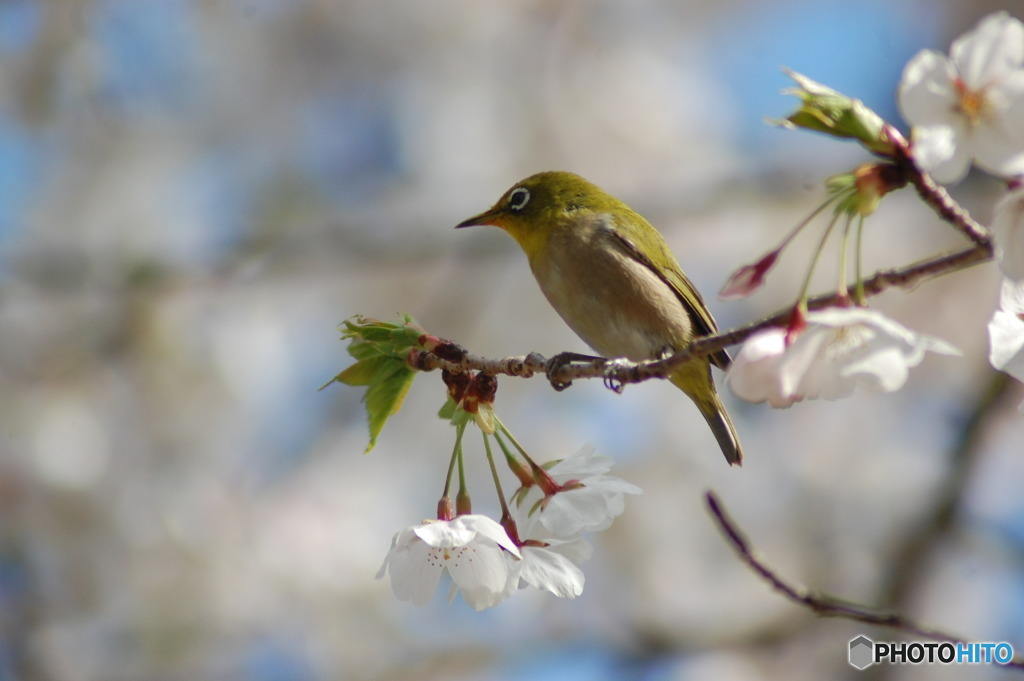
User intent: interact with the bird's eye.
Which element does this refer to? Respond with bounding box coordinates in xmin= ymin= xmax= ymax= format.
xmin=508 ymin=187 xmax=530 ymax=211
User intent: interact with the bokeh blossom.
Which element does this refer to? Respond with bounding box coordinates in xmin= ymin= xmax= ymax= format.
xmin=988 ymin=278 xmax=1024 ymax=405
xmin=993 ymin=184 xmax=1024 ymax=281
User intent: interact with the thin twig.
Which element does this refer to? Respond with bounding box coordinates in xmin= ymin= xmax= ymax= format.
xmin=704 ymin=490 xmax=1024 ymax=671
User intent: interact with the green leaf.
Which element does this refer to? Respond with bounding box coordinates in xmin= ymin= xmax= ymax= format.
xmin=328 ymin=313 xmax=425 ymax=452
xmin=362 ymin=357 xmax=416 ymax=452
xmin=341 ymin=314 xmax=423 ymax=356
xmin=334 ymin=356 xmax=395 ymax=387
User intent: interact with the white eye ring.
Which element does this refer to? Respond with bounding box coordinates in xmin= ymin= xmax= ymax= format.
xmin=508 ymin=187 xmax=530 ymax=211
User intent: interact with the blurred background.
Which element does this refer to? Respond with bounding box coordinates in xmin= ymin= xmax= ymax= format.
xmin=1 ymin=1 xmax=1022 ymax=679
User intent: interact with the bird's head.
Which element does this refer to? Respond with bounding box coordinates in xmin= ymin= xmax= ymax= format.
xmin=456 ymin=171 xmax=620 ymax=257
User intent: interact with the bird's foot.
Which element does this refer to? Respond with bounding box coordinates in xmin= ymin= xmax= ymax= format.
xmin=602 ymin=358 xmax=632 ymax=394
xmin=545 ymin=352 xmax=604 ymax=391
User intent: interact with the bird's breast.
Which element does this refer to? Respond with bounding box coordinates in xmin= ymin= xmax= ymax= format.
xmin=528 ymin=217 xmax=693 ymax=361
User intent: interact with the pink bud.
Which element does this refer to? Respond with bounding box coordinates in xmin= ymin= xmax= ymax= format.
xmin=719 ymin=250 xmax=779 ymax=300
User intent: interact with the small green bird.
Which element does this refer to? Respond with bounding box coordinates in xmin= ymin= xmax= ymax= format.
xmin=456 ymin=171 xmax=742 ymax=466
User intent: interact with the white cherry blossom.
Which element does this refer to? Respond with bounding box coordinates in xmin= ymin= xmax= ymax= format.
xmin=377 ymin=514 xmax=520 ymax=611
xmin=898 ymin=12 xmax=1024 ymax=183
xmin=521 ymin=445 xmax=642 ymax=538
xmin=728 ymin=308 xmax=959 ymax=406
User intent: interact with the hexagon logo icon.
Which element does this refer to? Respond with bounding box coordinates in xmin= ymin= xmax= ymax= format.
xmin=849 ymin=635 xmax=875 ymax=670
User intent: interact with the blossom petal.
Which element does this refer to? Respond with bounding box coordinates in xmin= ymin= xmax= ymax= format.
xmin=951 ymin=12 xmax=1024 ymax=88
xmin=545 ymin=445 xmax=613 ymax=477
xmin=414 ymin=515 xmax=519 ymax=557
xmin=778 ymin=325 xmax=835 ymax=397
xmin=725 ymin=328 xmax=799 ymax=407
xmin=972 ymin=80 xmax=1024 ymax=179
xmin=1000 ymin=275 xmax=1024 ymax=313
xmin=515 ymin=543 xmax=587 ymax=598
xmin=414 ymin=519 xmax=474 ymax=548
xmin=988 ymin=309 xmax=1024 ymax=375
xmin=841 ymin=344 xmax=912 ymax=393
xmin=899 ymin=50 xmax=958 ymax=126
xmin=458 ymin=515 xmax=521 ymax=556
xmin=444 ymin=542 xmax=512 ymax=610
xmin=383 ymin=538 xmax=445 ymax=606
xmin=911 ymin=124 xmax=972 ymax=184
xmin=541 ymin=487 xmax=617 ymax=536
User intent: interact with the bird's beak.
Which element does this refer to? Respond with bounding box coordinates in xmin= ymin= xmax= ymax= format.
xmin=455 ymin=208 xmax=503 ymax=229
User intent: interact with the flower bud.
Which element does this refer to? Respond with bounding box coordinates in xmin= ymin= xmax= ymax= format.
xmin=442 ymin=369 xmax=471 ymax=404
xmin=779 ymin=69 xmax=896 ymax=157
xmin=719 ymin=250 xmax=779 ymax=299
xmin=827 ymin=162 xmax=909 ymax=217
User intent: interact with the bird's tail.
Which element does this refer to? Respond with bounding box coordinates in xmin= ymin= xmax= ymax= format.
xmin=670 ymin=365 xmax=743 ymax=466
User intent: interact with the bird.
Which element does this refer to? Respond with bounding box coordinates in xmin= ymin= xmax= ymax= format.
xmin=455 ymin=170 xmax=742 ymax=466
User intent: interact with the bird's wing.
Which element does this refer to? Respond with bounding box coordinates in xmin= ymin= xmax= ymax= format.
xmin=604 ymin=220 xmax=732 ymax=371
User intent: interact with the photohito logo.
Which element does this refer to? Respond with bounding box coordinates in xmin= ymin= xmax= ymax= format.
xmin=848 ymin=635 xmax=1015 ymax=670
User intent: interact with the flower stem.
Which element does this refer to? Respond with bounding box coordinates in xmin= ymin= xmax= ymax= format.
xmin=797 ymin=209 xmax=843 ymax=305
xmin=493 ymin=428 xmax=534 ymax=488
xmin=443 ymin=421 xmax=466 ymax=499
xmin=456 ymin=428 xmax=471 ymax=514
xmin=835 ymin=214 xmax=856 ymax=305
xmin=495 ymin=417 xmax=536 ymax=465
xmin=482 ymin=433 xmax=513 ymax=522
xmin=495 ymin=417 xmax=560 ymax=494
xmin=778 ymin=193 xmax=839 ymax=252
xmin=854 ymin=215 xmax=867 ymax=305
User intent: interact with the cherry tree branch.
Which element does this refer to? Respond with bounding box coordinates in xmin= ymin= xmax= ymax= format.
xmin=409 ymin=240 xmax=992 ymax=390
xmin=704 ymin=491 xmax=1024 ymax=672
xmin=889 ymin=130 xmax=991 ymax=245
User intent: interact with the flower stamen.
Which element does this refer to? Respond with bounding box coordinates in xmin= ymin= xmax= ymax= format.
xmin=954 ymin=77 xmax=991 ymax=127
